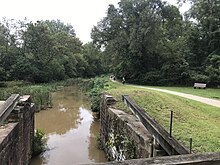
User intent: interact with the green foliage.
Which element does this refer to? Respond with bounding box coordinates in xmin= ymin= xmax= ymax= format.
xmin=92 ymin=0 xmax=188 ymax=85
xmin=91 ymin=0 xmax=220 ymax=87
xmin=82 ymin=43 xmax=104 ymax=77
xmin=0 ymin=18 xmax=104 ymax=83
xmin=87 ymin=78 xmax=108 ymax=113
xmin=0 ymin=83 xmax=57 ymax=111
xmin=48 ymin=59 xmax=66 ymax=81
xmin=123 ymin=137 xmax=136 ymax=159
xmin=44 ymin=19 xmax=75 ymax=36
xmin=0 ymin=81 xmax=7 ymax=87
xmin=1 ymin=0 xmax=220 ymax=87
xmin=32 ymin=129 xmax=46 ymax=156
xmin=29 ymin=86 xmax=53 ymax=111
xmin=205 ymin=54 xmax=220 ymax=86
xmin=189 ymin=72 xmax=209 ymax=84
xmin=78 ymin=77 xmax=109 ymax=114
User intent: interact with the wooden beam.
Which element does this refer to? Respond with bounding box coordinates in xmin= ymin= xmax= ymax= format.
xmin=0 ymin=94 xmax=20 ymax=125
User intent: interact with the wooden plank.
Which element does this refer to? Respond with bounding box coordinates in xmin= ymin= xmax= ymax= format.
xmin=0 ymin=101 xmax=5 ymax=106
xmin=122 ymin=95 xmax=189 ymax=155
xmin=0 ymin=94 xmax=20 ymax=125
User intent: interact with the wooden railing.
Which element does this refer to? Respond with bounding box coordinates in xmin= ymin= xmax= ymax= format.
xmin=122 ymin=95 xmax=189 ymax=155
xmin=0 ymin=94 xmax=20 ymax=125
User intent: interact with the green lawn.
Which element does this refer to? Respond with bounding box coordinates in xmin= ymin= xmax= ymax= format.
xmin=106 ymin=81 xmax=220 ymax=153
xmin=146 ymin=86 xmax=220 ymax=100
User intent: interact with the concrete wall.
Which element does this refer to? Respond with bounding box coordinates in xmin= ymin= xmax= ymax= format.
xmin=100 ymin=94 xmax=153 ymax=161
xmin=0 ymin=96 xmax=35 ymax=165
xmin=86 ymin=152 xmax=220 ymax=165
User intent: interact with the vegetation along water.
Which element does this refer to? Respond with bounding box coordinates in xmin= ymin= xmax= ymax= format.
xmin=0 ymin=0 xmax=220 ymax=164
xmin=30 ymin=85 xmax=107 ymax=165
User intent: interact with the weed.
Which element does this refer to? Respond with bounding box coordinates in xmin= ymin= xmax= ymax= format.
xmin=32 ymin=129 xmax=46 ymax=156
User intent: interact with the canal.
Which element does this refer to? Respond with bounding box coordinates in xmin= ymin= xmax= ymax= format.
xmin=30 ymin=86 xmax=107 ymax=165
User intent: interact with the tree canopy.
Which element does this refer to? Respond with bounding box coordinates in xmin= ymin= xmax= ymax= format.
xmin=91 ymin=0 xmax=220 ymax=86
xmin=0 ymin=19 xmax=104 ymax=83
xmin=0 ymin=0 xmax=219 ymax=87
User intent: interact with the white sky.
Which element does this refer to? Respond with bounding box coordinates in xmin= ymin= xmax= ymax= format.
xmin=0 ymin=0 xmax=190 ymax=44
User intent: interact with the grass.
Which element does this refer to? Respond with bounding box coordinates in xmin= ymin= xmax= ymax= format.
xmin=106 ymin=81 xmax=220 ymax=153
xmin=145 ymin=86 xmax=220 ymax=100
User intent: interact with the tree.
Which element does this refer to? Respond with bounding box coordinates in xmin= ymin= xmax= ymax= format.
xmin=179 ymin=0 xmax=220 ymax=86
xmin=82 ymin=42 xmax=104 ymax=77
xmin=92 ymin=0 xmax=188 ymax=84
xmin=44 ymin=19 xmax=76 ymax=36
xmin=92 ymin=0 xmax=163 ymax=81
xmin=0 ymin=18 xmax=105 ymax=82
xmin=205 ymin=54 xmax=220 ymax=86
xmin=21 ymin=20 xmax=84 ymax=82
xmin=0 ymin=19 xmax=22 ymax=80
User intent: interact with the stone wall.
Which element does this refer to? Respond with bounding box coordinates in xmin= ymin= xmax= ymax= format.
xmin=85 ymin=152 xmax=220 ymax=165
xmin=0 ymin=96 xmax=35 ymax=165
xmin=100 ymin=94 xmax=153 ymax=161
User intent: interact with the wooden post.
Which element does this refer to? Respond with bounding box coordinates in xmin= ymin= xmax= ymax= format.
xmin=169 ymin=111 xmax=173 ymax=137
xmin=189 ymin=138 xmax=193 ymax=154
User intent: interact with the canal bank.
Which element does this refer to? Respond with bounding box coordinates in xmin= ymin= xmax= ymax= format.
xmin=96 ymin=93 xmax=220 ymax=165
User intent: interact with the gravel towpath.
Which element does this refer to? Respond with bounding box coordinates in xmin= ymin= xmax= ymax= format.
xmin=131 ymin=85 xmax=220 ymax=108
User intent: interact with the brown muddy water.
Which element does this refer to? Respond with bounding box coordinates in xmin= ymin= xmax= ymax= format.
xmin=30 ymin=86 xmax=107 ymax=165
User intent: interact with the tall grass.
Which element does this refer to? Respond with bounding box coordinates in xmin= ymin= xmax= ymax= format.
xmin=0 ymin=81 xmax=63 ymax=111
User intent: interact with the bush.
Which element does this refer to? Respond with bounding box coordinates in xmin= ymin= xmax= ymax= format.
xmin=32 ymin=129 xmax=46 ymax=156
xmin=0 ymin=81 xmax=7 ymax=87
xmin=189 ymin=72 xmax=209 ymax=84
xmin=132 ymin=71 xmax=161 ymax=85
xmin=78 ymin=77 xmax=108 ymax=115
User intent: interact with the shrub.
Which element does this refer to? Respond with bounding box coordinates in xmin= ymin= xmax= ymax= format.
xmin=77 ymin=77 xmax=108 ymax=115
xmin=0 ymin=81 xmax=7 ymax=87
xmin=32 ymin=129 xmax=46 ymax=156
xmin=88 ymin=78 xmax=107 ymax=113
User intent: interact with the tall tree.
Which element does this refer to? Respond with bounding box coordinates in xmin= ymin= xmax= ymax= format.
xmin=92 ymin=0 xmax=187 ymax=84
xmin=21 ymin=20 xmax=82 ymax=82
xmin=0 ymin=19 xmax=22 ymax=80
xmin=180 ymin=0 xmax=220 ymax=85
xmin=44 ymin=19 xmax=76 ymax=36
xmin=82 ymin=42 xmax=104 ymax=77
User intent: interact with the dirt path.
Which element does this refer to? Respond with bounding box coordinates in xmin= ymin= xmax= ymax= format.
xmin=131 ymin=85 xmax=220 ymax=108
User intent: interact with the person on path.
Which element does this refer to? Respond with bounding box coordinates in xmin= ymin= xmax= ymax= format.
xmin=122 ymin=77 xmax=125 ymax=84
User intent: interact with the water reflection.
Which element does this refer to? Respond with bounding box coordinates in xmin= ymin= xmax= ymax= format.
xmin=88 ymin=120 xmax=106 ymax=162
xmin=31 ymin=86 xmax=107 ymax=165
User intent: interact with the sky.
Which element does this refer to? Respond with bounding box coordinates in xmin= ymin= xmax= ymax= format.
xmin=0 ymin=0 xmax=190 ymax=44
